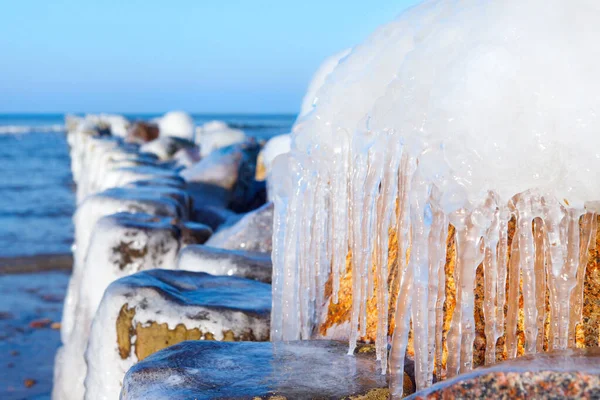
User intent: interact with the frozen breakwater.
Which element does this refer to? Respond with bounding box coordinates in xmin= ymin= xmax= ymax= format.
xmin=52 ymin=0 xmax=600 ymax=397
xmin=52 ymin=112 xmax=283 ymax=400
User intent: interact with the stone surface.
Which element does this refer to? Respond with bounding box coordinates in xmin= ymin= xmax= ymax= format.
xmin=206 ymin=201 xmax=273 ymax=253
xmin=178 ymin=244 xmax=272 ymax=283
xmin=126 ymin=121 xmax=160 ymax=143
xmin=85 ymin=269 xmax=271 ymax=400
xmin=121 ymin=340 xmax=396 ymax=400
xmin=408 ymin=348 xmax=600 ymax=399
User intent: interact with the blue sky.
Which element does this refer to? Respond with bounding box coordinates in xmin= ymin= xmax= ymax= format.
xmin=0 ymin=0 xmax=419 ymax=114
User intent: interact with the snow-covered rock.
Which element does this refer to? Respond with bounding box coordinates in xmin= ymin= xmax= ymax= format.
xmin=195 ymin=120 xmax=247 ymax=157
xmin=85 ymin=270 xmax=271 ymax=400
xmin=53 ymin=213 xmax=182 ymax=400
xmin=205 ymin=202 xmax=273 ymax=254
xmin=157 ymin=111 xmax=195 ymax=141
xmin=62 ymin=186 xmax=187 ymax=343
xmin=140 ymin=136 xmax=198 ymax=161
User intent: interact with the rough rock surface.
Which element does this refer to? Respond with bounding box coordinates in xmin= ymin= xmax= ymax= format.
xmin=85 ymin=269 xmax=271 ymax=400
xmin=409 ymin=348 xmax=600 ymax=399
xmin=206 ymin=202 xmax=273 ymax=253
xmin=121 ymin=340 xmax=398 ymax=400
xmin=178 ymin=244 xmax=272 ymax=283
xmin=126 ymin=121 xmax=160 ymax=143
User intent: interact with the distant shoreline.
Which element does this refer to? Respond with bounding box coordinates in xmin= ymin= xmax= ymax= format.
xmin=0 ymin=253 xmax=72 ymax=274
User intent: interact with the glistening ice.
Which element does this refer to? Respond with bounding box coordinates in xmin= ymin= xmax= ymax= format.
xmin=270 ymin=0 xmax=600 ymax=398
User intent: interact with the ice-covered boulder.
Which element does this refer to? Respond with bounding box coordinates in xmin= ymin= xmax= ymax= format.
xmin=178 ymin=245 xmax=272 ymax=283
xmin=53 ymin=213 xmax=182 ymax=400
xmin=195 ymin=120 xmax=247 ymax=157
xmin=205 ymin=202 xmax=273 ymax=253
xmin=157 ymin=111 xmax=195 ymax=141
xmin=180 ymin=141 xmax=256 ymax=190
xmin=62 ymin=186 xmax=187 ymax=342
xmin=120 ymin=340 xmax=390 ymax=400
xmin=85 ymin=270 xmax=271 ymax=400
xmin=181 ymin=141 xmax=262 ymax=214
xmin=140 ymin=136 xmax=198 ymax=161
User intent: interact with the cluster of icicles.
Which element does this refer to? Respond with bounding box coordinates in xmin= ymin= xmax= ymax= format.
xmin=270 ymin=139 xmax=598 ymax=398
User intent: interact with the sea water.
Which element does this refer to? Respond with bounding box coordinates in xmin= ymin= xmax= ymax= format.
xmin=0 ymin=113 xmax=294 ymax=260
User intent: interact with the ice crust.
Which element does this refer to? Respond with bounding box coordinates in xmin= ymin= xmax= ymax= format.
xmin=85 ymin=270 xmax=271 ymax=400
xmin=271 ymin=0 xmax=600 ymax=398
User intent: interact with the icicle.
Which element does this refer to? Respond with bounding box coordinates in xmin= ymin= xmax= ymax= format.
xmin=483 ymin=207 xmax=500 ymax=365
xmin=388 ymin=250 xmax=414 ymax=399
xmin=434 ymin=216 xmax=448 ymax=382
xmin=568 ymin=212 xmax=596 ymax=347
xmin=330 ymin=136 xmax=350 ymax=304
xmin=516 ymin=192 xmax=539 ymax=354
xmin=494 ymin=208 xmax=510 ymax=357
xmin=408 ymin=170 xmax=433 ymax=391
xmin=543 ymin=197 xmax=574 ymax=350
xmin=426 ymin=188 xmax=447 ymax=386
xmin=533 ymin=217 xmax=547 ymax=353
xmin=374 ymin=133 xmax=401 ymax=373
xmin=505 ymin=205 xmax=520 ymax=359
xmin=447 ymin=194 xmax=495 ymax=376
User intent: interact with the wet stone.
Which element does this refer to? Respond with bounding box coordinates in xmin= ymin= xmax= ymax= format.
xmin=178 ymin=244 xmax=272 ymax=283
xmin=120 ymin=340 xmax=390 ymax=400
xmin=408 ymin=348 xmax=600 ymax=400
xmin=85 ymin=270 xmax=271 ymax=400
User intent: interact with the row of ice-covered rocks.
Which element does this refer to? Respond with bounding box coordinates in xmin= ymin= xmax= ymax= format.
xmin=51 ymin=111 xmax=600 ymax=400
xmin=53 ymin=112 xmax=286 ymax=400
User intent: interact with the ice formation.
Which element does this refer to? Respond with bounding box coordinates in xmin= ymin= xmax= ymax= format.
xmin=157 ymin=111 xmax=195 ymax=141
xmin=85 ymin=270 xmax=271 ymax=400
xmin=298 ymin=48 xmax=351 ymax=117
xmin=195 ymin=120 xmax=247 ymax=157
xmin=270 ymin=0 xmax=600 ymax=398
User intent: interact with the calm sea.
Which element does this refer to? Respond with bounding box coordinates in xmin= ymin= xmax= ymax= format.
xmin=0 ymin=113 xmax=295 ymax=258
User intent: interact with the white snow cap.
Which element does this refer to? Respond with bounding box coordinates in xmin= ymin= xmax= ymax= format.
xmin=195 ymin=120 xmax=246 ymax=157
xmin=158 ymin=111 xmax=195 ymax=141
